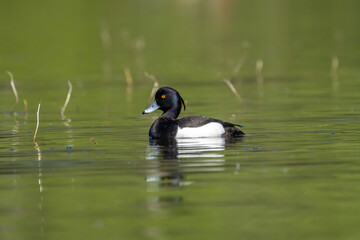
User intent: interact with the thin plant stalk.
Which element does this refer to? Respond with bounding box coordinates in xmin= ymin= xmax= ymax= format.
xmin=144 ymin=72 xmax=157 ymax=82
xmin=232 ymin=41 xmax=250 ymax=77
xmin=331 ymin=56 xmax=339 ymax=75
xmin=331 ymin=56 xmax=339 ymax=91
xmin=100 ymin=22 xmax=111 ymax=51
xmin=7 ymin=71 xmax=19 ymax=112
xmin=256 ymin=59 xmax=264 ymax=84
xmin=60 ymin=80 xmax=73 ymax=117
xmin=224 ymin=79 xmax=243 ymax=103
xmin=144 ymin=72 xmax=159 ymax=104
xmin=24 ymin=99 xmax=28 ymax=121
xmin=148 ymin=81 xmax=159 ymax=104
xmin=256 ymin=59 xmax=263 ymax=76
xmin=101 ymin=22 xmax=112 ymax=80
xmin=124 ymin=69 xmax=134 ymax=102
xmin=24 ymin=99 xmax=28 ymax=113
xmin=34 ymin=103 xmax=41 ymax=143
xmin=124 ymin=68 xmax=133 ymax=87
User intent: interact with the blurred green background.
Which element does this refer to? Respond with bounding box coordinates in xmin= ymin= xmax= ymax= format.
xmin=1 ymin=1 xmax=360 ymax=240
xmin=1 ymin=0 xmax=359 ymax=82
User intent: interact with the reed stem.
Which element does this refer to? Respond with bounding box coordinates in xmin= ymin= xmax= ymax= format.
xmin=124 ymin=68 xmax=133 ymax=87
xmin=7 ymin=71 xmax=19 ymax=112
xmin=60 ymin=80 xmax=72 ymax=117
xmin=331 ymin=56 xmax=339 ymax=75
xmin=34 ymin=103 xmax=41 ymax=142
xmin=256 ymin=59 xmax=264 ymax=84
xmin=224 ymin=79 xmax=243 ymax=103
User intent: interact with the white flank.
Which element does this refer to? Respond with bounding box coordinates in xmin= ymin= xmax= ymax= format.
xmin=176 ymin=122 xmax=225 ymax=138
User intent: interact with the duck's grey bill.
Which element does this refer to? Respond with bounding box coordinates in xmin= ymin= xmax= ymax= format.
xmin=142 ymin=100 xmax=160 ymax=114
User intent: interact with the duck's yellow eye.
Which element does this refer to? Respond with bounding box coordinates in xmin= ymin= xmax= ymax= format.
xmin=161 ymin=95 xmax=166 ymax=99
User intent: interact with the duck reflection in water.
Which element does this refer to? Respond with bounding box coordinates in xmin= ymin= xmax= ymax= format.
xmin=146 ymin=137 xmax=243 ymax=189
xmin=145 ymin=137 xmax=244 ymax=210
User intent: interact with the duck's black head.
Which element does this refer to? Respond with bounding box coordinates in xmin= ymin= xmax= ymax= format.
xmin=142 ymin=87 xmax=186 ymax=119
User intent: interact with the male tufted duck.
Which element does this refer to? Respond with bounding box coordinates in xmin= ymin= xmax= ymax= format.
xmin=142 ymin=87 xmax=245 ymax=139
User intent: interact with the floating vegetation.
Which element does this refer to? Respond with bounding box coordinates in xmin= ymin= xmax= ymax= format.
xmin=223 ymin=79 xmax=243 ymax=103
xmin=33 ymin=103 xmax=41 ymax=143
xmin=60 ymin=80 xmax=73 ymax=118
xmin=7 ymin=71 xmax=19 ymax=113
xmin=89 ymin=137 xmax=97 ymax=145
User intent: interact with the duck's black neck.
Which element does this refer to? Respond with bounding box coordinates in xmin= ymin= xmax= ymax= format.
xmin=161 ymin=105 xmax=181 ymax=120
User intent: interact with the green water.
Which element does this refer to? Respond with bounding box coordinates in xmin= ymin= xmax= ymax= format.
xmin=1 ymin=1 xmax=360 ymax=239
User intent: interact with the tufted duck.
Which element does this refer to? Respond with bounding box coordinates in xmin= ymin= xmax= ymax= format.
xmin=142 ymin=87 xmax=245 ymax=139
